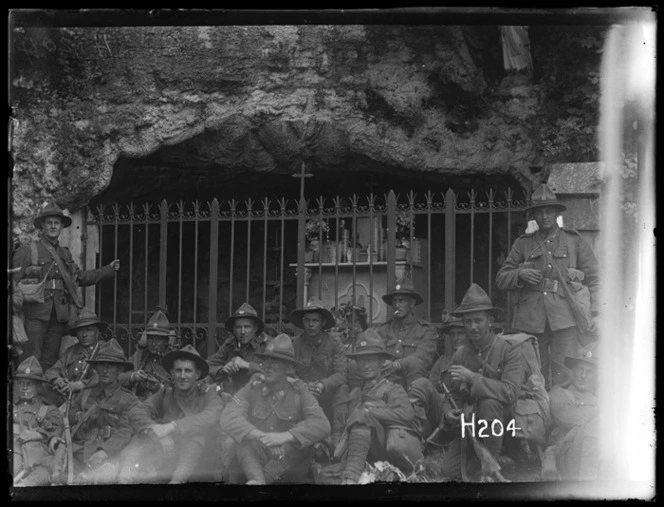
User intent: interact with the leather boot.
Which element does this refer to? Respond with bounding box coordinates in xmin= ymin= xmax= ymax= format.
xmin=340 ymin=426 xmax=371 ymax=485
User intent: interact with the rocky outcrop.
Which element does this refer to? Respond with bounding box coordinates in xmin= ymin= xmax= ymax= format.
xmin=9 ymin=23 xmax=598 ymax=244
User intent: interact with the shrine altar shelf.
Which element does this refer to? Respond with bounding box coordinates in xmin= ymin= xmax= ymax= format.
xmin=289 ymin=258 xmax=429 ymax=325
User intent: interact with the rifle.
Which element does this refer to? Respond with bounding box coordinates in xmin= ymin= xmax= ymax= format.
xmin=440 ymin=382 xmax=508 ymax=483
xmin=62 ymin=340 xmax=102 ymax=485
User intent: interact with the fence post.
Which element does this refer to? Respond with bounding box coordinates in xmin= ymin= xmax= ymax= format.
xmin=444 ymin=189 xmax=456 ymax=311
xmin=208 ymin=199 xmax=220 ymax=358
xmin=159 ymin=200 xmax=168 ymax=309
xmin=386 ymin=190 xmax=396 ymax=294
xmin=296 ymin=197 xmax=306 ymax=308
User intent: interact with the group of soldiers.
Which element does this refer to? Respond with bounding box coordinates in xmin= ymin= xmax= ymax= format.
xmin=10 ymin=184 xmax=600 ymax=486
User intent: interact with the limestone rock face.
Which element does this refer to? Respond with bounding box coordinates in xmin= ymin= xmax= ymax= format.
xmin=9 ymin=24 xmax=574 ymax=244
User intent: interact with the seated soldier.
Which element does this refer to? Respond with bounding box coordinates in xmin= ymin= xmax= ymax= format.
xmin=541 ymin=343 xmax=599 ymax=481
xmin=12 ymin=356 xmax=66 ymax=487
xmin=68 ymin=339 xmax=141 ymax=485
xmin=119 ymin=344 xmax=223 ymax=484
xmin=291 ymin=296 xmax=350 ymax=446
xmin=335 ymin=329 xmax=421 ymax=485
xmin=429 ymin=312 xmax=468 ymax=391
xmin=44 ymin=308 xmax=107 ymax=406
xmin=206 ymin=302 xmax=268 ymax=395
xmin=437 ymin=283 xmax=525 ymax=482
xmin=119 ymin=309 xmax=173 ymax=400
xmin=376 ymin=278 xmax=444 ymax=445
xmin=220 ymin=333 xmax=331 ymax=485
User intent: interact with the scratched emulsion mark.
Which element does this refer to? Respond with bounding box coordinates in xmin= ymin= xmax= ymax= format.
xmin=596 ymin=20 xmax=655 ymax=500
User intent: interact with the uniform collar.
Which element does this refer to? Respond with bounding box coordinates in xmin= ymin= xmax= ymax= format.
xmin=261 ymin=379 xmax=289 ymax=398
xmin=97 ymin=382 xmax=122 ymax=399
xmin=16 ymin=397 xmax=38 ymax=406
xmin=536 ymin=226 xmax=559 ymax=243
xmin=303 ymin=330 xmax=328 ymax=347
xmin=41 ymin=236 xmax=60 ymax=249
xmin=393 ymin=313 xmax=415 ymax=330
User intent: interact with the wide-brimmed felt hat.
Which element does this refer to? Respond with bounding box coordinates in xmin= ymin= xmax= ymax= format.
xmin=86 ymin=339 xmax=134 ymax=371
xmin=225 ymin=302 xmax=265 ymax=335
xmin=440 ymin=309 xmax=465 ymax=332
xmin=145 ymin=309 xmax=171 ymax=337
xmin=255 ymin=334 xmax=301 ymax=366
xmin=525 ymin=184 xmax=567 ymax=213
xmin=382 ymin=277 xmax=423 ymax=306
xmin=290 ymin=296 xmax=336 ymax=330
xmin=14 ymin=356 xmax=47 ymax=382
xmin=346 ymin=329 xmax=395 ymax=360
xmin=33 ymin=203 xmax=72 ymax=229
xmin=451 ymin=283 xmax=503 ymax=317
xmin=66 ymin=307 xmax=109 ymax=335
xmin=162 ymin=344 xmax=209 ymax=379
xmin=564 ymin=342 xmax=598 ymax=369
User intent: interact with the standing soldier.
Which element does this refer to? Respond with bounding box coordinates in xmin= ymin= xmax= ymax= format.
xmin=119 ymin=345 xmax=223 ymax=484
xmin=11 ymin=203 xmax=120 ymax=370
xmin=496 ymin=184 xmax=600 ymax=388
xmin=44 ymin=308 xmax=107 ymax=406
xmin=12 ymin=356 xmax=65 ymax=487
xmin=375 ymin=278 xmax=443 ymax=445
xmin=335 ymin=329 xmax=420 ymax=485
xmin=220 ymin=334 xmax=331 ymax=485
xmin=119 ymin=308 xmax=173 ymax=400
xmin=207 ymin=302 xmax=268 ymax=395
xmin=68 ymin=339 xmax=140 ymax=484
xmin=291 ymin=296 xmax=350 ymax=446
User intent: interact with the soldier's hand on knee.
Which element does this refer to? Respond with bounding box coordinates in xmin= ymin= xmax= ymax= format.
xmin=449 ymin=365 xmax=476 ymax=384
xmin=268 ymin=446 xmax=284 ymax=461
xmin=88 ymin=449 xmax=109 ymax=469
xmin=49 ymin=436 xmax=65 ymax=453
xmin=259 ymin=431 xmax=295 ymax=448
xmin=518 ymin=268 xmax=543 ymax=285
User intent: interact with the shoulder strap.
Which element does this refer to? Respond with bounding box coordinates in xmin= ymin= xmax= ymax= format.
xmin=30 ymin=242 xmax=38 ymax=266
xmin=41 ymin=241 xmax=83 ymax=308
xmin=565 ymin=231 xmax=577 ymax=269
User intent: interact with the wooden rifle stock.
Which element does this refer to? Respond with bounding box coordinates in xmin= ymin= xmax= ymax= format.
xmin=62 ymin=340 xmax=102 ymax=484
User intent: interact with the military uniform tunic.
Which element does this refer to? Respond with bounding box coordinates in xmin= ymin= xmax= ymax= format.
xmin=12 ymin=238 xmax=115 ymax=323
xmin=69 ymin=383 xmax=140 ymax=466
xmin=376 ymin=315 xmax=438 ymax=385
xmin=207 ymin=333 xmax=268 ymax=394
xmin=495 ymin=228 xmax=600 ymax=334
xmin=13 ymin=398 xmax=64 ymax=482
xmin=45 ymin=343 xmax=100 ymax=396
xmin=292 ymin=331 xmax=347 ymax=393
xmin=221 ymin=373 xmax=330 ymax=446
xmin=545 ymin=385 xmax=599 ymax=480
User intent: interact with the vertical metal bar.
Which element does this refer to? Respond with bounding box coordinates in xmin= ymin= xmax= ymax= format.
xmin=408 ymin=191 xmax=414 ymax=276
xmin=426 ymin=191 xmax=433 ymax=322
xmin=245 ymin=198 xmax=253 ymax=303
xmin=386 ymin=190 xmax=396 ymax=296
xmin=177 ymin=201 xmax=184 ymax=337
xmin=193 ymin=201 xmax=200 ymax=334
xmin=488 ymin=189 xmax=494 ymax=300
xmin=470 ymin=190 xmax=475 ymax=284
xmin=159 ymin=199 xmax=168 ymax=309
xmin=80 ymin=210 xmax=88 ymax=304
xmin=333 ymin=197 xmax=341 ymax=312
xmin=208 ymin=198 xmax=220 ymax=358
xmin=296 ymin=198 xmax=306 ymax=308
xmin=506 ymin=188 xmax=514 ymax=327
xmin=444 ymin=189 xmax=456 ymax=311
xmin=97 ymin=205 xmax=104 ymax=319
xmin=229 ymin=199 xmax=236 ymax=317
xmin=128 ymin=203 xmax=134 ymax=358
xmin=143 ymin=203 xmax=149 ymax=330
xmin=368 ymin=194 xmax=375 ymax=326
xmin=113 ymin=204 xmax=119 ymax=338
xmin=317 ymin=196 xmax=324 ymax=300
xmin=262 ymin=198 xmax=269 ymax=323
xmin=351 ymin=194 xmax=358 ymax=315
xmin=279 ymin=198 xmax=286 ymax=331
